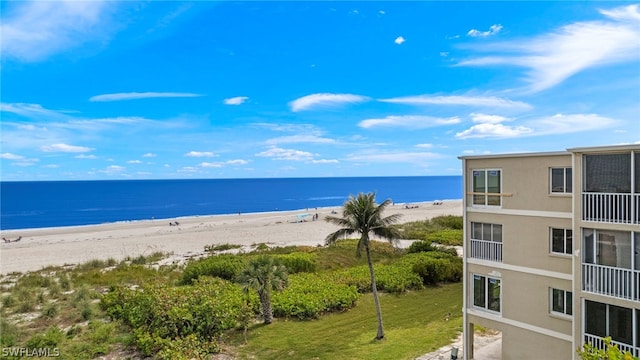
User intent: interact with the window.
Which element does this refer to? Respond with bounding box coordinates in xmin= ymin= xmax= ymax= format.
xmin=472 ymin=222 xmax=502 ymax=242
xmin=472 ymin=169 xmax=501 ymax=206
xmin=551 ymin=228 xmax=572 ymax=255
xmin=550 ymin=288 xmax=572 ymax=316
xmin=583 ymin=229 xmax=632 ymax=269
xmin=585 ymin=300 xmax=634 ymax=347
xmin=472 ymin=274 xmax=501 ymax=313
xmin=584 ymin=153 xmax=631 ymax=193
xmin=550 ymin=167 xmax=572 ymax=193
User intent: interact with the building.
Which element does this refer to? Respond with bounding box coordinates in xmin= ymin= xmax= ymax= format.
xmin=459 ymin=144 xmax=640 ymax=359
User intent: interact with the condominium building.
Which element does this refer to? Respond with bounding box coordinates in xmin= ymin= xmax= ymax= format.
xmin=459 ymin=144 xmax=640 ymax=360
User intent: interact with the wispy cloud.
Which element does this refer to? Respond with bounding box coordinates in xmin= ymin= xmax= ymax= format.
xmin=127 ymin=160 xmax=142 ymax=164
xmin=266 ymin=134 xmax=335 ymax=145
xmin=394 ymin=36 xmax=406 ymax=45
xmin=75 ymin=154 xmax=97 ymax=159
xmin=345 ymin=151 xmax=442 ymax=163
xmin=378 ymin=95 xmax=532 ymax=110
xmin=142 ymin=153 xmax=157 ymax=158
xmin=41 ymin=143 xmax=94 ymax=153
xmin=359 ymin=115 xmax=460 ymax=129
xmin=289 ymin=93 xmax=370 ymax=112
xmin=184 ymin=151 xmax=216 ymax=158
xmin=1 ymin=153 xmax=25 ymax=160
xmin=458 ymin=4 xmax=640 ymax=92
xmin=224 ymin=96 xmax=249 ymax=105
xmin=256 ymin=147 xmax=315 ymax=161
xmin=455 ymin=113 xmax=617 ymax=139
xmin=100 ymin=165 xmax=126 ymax=175
xmin=1 ymin=1 xmax=115 ymax=62
xmin=1 ymin=102 xmax=73 ymax=119
xmin=467 ymin=24 xmax=503 ymax=37
xmin=199 ymin=159 xmax=249 ymax=168
xmin=90 ymin=92 xmax=203 ymax=102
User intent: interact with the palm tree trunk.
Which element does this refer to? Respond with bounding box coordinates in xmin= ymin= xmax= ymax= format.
xmin=260 ymin=291 xmax=273 ymax=324
xmin=364 ymin=241 xmax=385 ymax=340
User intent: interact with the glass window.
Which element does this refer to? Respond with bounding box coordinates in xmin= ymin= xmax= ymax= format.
xmin=473 ymin=275 xmax=485 ymax=308
xmin=493 ymin=225 xmax=502 ymax=243
xmin=609 ymin=305 xmax=633 ymax=345
xmin=584 ymin=153 xmax=631 ymax=193
xmin=487 ymin=278 xmax=501 ymax=312
xmin=471 ymin=169 xmax=501 ymax=206
xmin=472 ymin=222 xmax=482 ymax=240
xmin=473 ymin=170 xmax=486 ymax=205
xmin=551 ymin=167 xmax=572 ymax=193
xmin=551 ymin=288 xmax=572 ymax=316
xmin=551 ymin=228 xmax=572 ymax=255
xmin=585 ymin=300 xmax=606 ymax=337
xmin=487 ymin=170 xmax=501 ymax=206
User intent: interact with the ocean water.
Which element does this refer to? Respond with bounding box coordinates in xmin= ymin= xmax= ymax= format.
xmin=0 ymin=176 xmax=461 ymax=230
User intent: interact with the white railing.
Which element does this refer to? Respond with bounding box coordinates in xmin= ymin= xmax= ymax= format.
xmin=584 ymin=333 xmax=640 ymax=357
xmin=582 ymin=192 xmax=636 ymax=224
xmin=470 ymin=239 xmax=502 ymax=262
xmin=582 ymin=263 xmax=639 ymax=301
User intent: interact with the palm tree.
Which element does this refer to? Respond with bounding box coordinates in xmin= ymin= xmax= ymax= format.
xmin=238 ymin=255 xmax=288 ymax=324
xmin=324 ymin=192 xmax=402 ymax=340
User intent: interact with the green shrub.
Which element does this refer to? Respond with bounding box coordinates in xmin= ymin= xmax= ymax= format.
xmin=400 ymin=252 xmax=462 ymax=285
xmin=273 ymin=253 xmax=317 ymax=273
xmin=41 ymin=303 xmax=59 ymax=318
xmin=205 ymin=243 xmax=242 ymax=252
xmin=331 ymin=264 xmax=423 ymax=293
xmin=407 ymin=240 xmax=458 ymax=257
xmin=425 ymin=229 xmax=463 ymax=246
xmin=25 ymin=326 xmax=65 ymax=348
xmin=181 ymin=255 xmax=247 ymax=284
xmin=0 ymin=319 xmax=20 ymax=346
xmin=431 ymin=215 xmax=463 ymax=229
xmin=272 ymin=273 xmax=359 ymax=319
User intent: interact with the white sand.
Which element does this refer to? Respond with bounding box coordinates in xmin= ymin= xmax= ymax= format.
xmin=0 ymin=200 xmax=462 ymax=275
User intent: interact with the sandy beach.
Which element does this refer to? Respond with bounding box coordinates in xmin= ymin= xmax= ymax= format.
xmin=0 ymin=200 xmax=462 ymax=275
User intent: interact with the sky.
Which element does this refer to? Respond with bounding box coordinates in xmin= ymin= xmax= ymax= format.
xmin=1 ymin=1 xmax=639 ymax=181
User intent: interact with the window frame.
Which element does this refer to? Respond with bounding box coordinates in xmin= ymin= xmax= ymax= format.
xmin=550 ymin=228 xmax=572 ymax=256
xmin=550 ymin=167 xmax=572 ymax=194
xmin=471 ymin=222 xmax=503 ymax=243
xmin=471 ymin=169 xmax=502 ymax=207
xmin=471 ymin=274 xmax=501 ymax=314
xmin=550 ymin=288 xmax=572 ymax=317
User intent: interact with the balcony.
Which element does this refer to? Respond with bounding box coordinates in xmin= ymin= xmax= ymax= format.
xmin=582 ymin=193 xmax=639 ymax=224
xmin=582 ymin=263 xmax=639 ymax=301
xmin=584 ymin=333 xmax=640 ymax=358
xmin=470 ymin=239 xmax=503 ymax=262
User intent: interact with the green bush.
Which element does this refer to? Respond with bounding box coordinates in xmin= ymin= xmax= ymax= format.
xmin=407 ymin=240 xmax=458 ymax=257
xmin=272 ymin=273 xmax=359 ymax=319
xmin=425 ymin=229 xmax=463 ymax=246
xmin=181 ymin=255 xmax=247 ymax=284
xmin=25 ymin=326 xmax=65 ymax=348
xmin=103 ymin=277 xmax=254 ymax=357
xmin=331 ymin=264 xmax=423 ymax=293
xmin=400 ymin=252 xmax=462 ymax=285
xmin=273 ymin=253 xmax=317 ymax=273
xmin=431 ymin=215 xmax=463 ymax=229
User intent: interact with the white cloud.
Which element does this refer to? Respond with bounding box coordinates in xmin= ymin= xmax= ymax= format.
xmin=127 ymin=160 xmax=142 ymax=164
xmin=1 ymin=102 xmax=72 ymax=119
xmin=41 ymin=143 xmax=93 ymax=153
xmin=312 ymin=159 xmax=339 ymax=164
xmin=359 ymin=115 xmax=460 ymax=129
xmin=75 ymin=154 xmax=97 ymax=159
xmin=468 ymin=24 xmax=503 ymax=37
xmin=458 ymin=4 xmax=640 ymax=92
xmin=378 ymin=95 xmax=532 ymax=110
xmin=415 ymin=143 xmax=433 ymax=148
xmin=223 ymin=96 xmax=249 ymax=105
xmin=1 ymin=153 xmax=25 ymax=160
xmin=456 ymin=123 xmax=533 ymax=139
xmin=455 ymin=113 xmax=617 ymax=139
xmin=143 ymin=153 xmax=156 ymax=158
xmin=256 ymin=147 xmax=315 ymax=161
xmin=90 ymin=92 xmax=202 ymax=102
xmin=289 ymin=93 xmax=370 ymax=112
xmin=345 ymin=151 xmax=442 ymax=163
xmin=185 ymin=151 xmax=216 ymax=158
xmin=266 ymin=134 xmax=335 ymax=145
xmin=200 ymin=159 xmax=249 ymax=168
xmin=101 ymin=165 xmax=126 ymax=175
xmin=1 ymin=1 xmax=114 ymax=62
xmin=394 ymin=36 xmax=406 ymax=45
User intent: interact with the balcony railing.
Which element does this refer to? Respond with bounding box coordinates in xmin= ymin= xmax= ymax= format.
xmin=584 ymin=333 xmax=640 ymax=357
xmin=582 ymin=192 xmax=638 ymax=224
xmin=470 ymin=239 xmax=503 ymax=262
xmin=582 ymin=263 xmax=639 ymax=301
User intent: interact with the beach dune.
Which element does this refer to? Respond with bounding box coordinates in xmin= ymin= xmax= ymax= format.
xmin=0 ymin=200 xmax=462 ymax=275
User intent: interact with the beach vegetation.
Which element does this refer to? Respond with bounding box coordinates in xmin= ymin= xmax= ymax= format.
xmin=577 ymin=336 xmax=639 ymax=359
xmin=205 ymin=243 xmax=243 ymax=252
xmin=238 ymin=255 xmax=289 ymax=324
xmin=394 ymin=215 xmax=463 ymax=246
xmin=324 ymin=192 xmax=403 ymax=340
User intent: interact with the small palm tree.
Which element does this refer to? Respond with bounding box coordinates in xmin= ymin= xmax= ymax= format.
xmin=324 ymin=192 xmax=402 ymax=340
xmin=238 ymin=255 xmax=288 ymax=324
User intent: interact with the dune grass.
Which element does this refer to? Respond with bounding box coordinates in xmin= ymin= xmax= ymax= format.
xmin=228 ymin=282 xmax=463 ymax=360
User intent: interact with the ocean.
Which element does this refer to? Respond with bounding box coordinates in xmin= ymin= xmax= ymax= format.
xmin=0 ymin=176 xmax=462 ymax=230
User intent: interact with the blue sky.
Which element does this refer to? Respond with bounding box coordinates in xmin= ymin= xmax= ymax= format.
xmin=1 ymin=1 xmax=639 ymax=181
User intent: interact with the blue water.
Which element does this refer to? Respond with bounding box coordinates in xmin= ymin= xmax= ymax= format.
xmin=0 ymin=176 xmax=461 ymax=230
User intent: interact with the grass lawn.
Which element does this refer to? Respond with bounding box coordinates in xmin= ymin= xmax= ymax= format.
xmin=228 ymin=282 xmax=462 ymax=360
